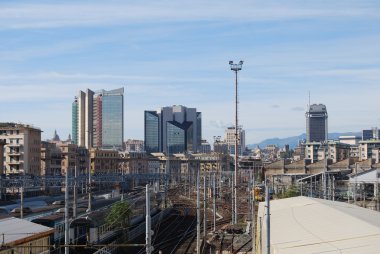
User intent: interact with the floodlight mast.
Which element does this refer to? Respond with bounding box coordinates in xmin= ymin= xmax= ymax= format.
xmin=229 ymin=60 xmax=243 ymax=224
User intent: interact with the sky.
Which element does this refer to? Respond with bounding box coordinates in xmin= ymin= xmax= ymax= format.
xmin=0 ymin=0 xmax=379 ymax=144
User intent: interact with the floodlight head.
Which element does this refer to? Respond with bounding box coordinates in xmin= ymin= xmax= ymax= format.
xmin=239 ymin=60 xmax=243 ymax=65
xmin=229 ymin=61 xmax=233 ymax=65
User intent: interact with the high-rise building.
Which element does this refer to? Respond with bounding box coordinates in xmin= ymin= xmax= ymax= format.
xmin=144 ymin=105 xmax=202 ymax=154
xmin=306 ymin=104 xmax=328 ymax=142
xmin=362 ymin=127 xmax=380 ymax=141
xmin=72 ymin=88 xmax=124 ymax=150
xmin=0 ymin=123 xmax=42 ymax=175
xmin=224 ymin=126 xmax=246 ymax=155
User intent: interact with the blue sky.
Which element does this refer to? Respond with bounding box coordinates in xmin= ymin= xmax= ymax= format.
xmin=0 ymin=0 xmax=379 ymax=144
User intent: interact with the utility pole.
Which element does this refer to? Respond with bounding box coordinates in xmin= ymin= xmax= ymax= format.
xmin=332 ymin=176 xmax=335 ymax=201
xmin=20 ymin=186 xmax=24 ymax=219
xmin=213 ymin=173 xmax=216 ymax=232
xmin=204 ymin=173 xmax=207 ymax=238
xmin=229 ymin=60 xmax=243 ymax=225
xmin=354 ymin=163 xmax=357 ymax=205
xmin=65 ymin=170 xmax=70 ymax=254
xmin=265 ymin=180 xmax=270 ymax=254
xmin=73 ymin=166 xmax=77 ymax=218
xmin=248 ymin=171 xmax=252 ymax=220
xmin=87 ymin=165 xmax=92 ymax=213
xmin=252 ymin=174 xmax=256 ymax=254
xmin=196 ymin=170 xmax=200 ymax=254
xmin=146 ymin=184 xmax=152 ymax=254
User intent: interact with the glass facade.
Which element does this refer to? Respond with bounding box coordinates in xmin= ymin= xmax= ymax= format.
xmin=145 ymin=111 xmax=159 ymax=153
xmin=102 ymin=95 xmax=123 ymax=149
xmin=196 ymin=112 xmax=202 ymax=151
xmin=71 ymin=101 xmax=78 ymax=144
xmin=144 ymin=105 xmax=202 ymax=154
xmin=167 ymin=122 xmax=185 ymax=154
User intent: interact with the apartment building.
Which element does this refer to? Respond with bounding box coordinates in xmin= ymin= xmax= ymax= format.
xmin=0 ymin=123 xmax=41 ymax=175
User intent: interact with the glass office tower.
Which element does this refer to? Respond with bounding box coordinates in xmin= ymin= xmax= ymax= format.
xmin=101 ymin=88 xmax=124 ymax=150
xmin=306 ymin=104 xmax=328 ymax=142
xmin=144 ymin=111 xmax=159 ymax=153
xmin=72 ymin=88 xmax=124 ymax=150
xmin=144 ymin=105 xmax=202 ymax=154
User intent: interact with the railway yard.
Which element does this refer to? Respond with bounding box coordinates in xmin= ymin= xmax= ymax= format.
xmin=0 ymin=172 xmax=258 ymax=254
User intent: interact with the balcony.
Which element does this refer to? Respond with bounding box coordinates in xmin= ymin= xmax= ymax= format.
xmin=7 ymin=143 xmax=21 ymax=147
xmin=7 ymin=161 xmax=22 ymax=165
xmin=7 ymin=151 xmax=21 ymax=156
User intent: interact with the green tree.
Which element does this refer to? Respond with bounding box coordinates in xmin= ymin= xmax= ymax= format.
xmin=105 ymin=201 xmax=132 ymax=240
xmin=277 ymin=185 xmax=299 ymax=199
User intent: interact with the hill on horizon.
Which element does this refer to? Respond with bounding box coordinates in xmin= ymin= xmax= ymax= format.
xmin=248 ymin=132 xmax=361 ymax=149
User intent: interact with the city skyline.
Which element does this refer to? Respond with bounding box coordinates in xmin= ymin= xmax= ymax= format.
xmin=1 ymin=1 xmax=379 ymax=144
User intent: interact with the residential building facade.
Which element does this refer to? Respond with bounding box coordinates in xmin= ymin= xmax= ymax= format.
xmin=0 ymin=123 xmax=41 ymax=175
xmin=359 ymin=140 xmax=380 ymax=161
xmin=41 ymin=141 xmax=62 ymax=176
xmin=305 ymin=141 xmax=350 ymax=163
xmin=224 ymin=126 xmax=246 ymax=155
xmin=124 ymin=139 xmax=144 ymax=152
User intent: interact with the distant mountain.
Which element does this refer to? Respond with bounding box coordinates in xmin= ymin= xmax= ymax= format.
xmin=248 ymin=132 xmax=361 ymax=149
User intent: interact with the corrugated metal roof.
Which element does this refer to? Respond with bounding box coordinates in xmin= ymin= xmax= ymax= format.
xmin=257 ymin=196 xmax=380 ymax=254
xmin=0 ymin=217 xmax=54 ymax=246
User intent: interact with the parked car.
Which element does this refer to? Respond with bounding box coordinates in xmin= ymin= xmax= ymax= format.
xmin=10 ymin=207 xmax=32 ymax=214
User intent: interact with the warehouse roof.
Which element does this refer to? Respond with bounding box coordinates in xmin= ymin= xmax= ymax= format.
xmin=0 ymin=217 xmax=54 ymax=246
xmin=257 ymin=196 xmax=380 ymax=254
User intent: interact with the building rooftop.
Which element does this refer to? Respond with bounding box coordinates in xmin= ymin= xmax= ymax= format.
xmin=0 ymin=122 xmax=41 ymax=131
xmin=257 ymin=196 xmax=380 ymax=254
xmin=0 ymin=217 xmax=54 ymax=246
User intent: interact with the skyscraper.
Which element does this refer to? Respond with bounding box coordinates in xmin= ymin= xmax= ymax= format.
xmin=144 ymin=105 xmax=202 ymax=154
xmin=72 ymin=88 xmax=124 ymax=150
xmin=362 ymin=127 xmax=380 ymax=141
xmin=306 ymin=104 xmax=328 ymax=142
xmin=224 ymin=126 xmax=246 ymax=155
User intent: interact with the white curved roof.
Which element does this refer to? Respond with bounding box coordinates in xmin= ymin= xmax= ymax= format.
xmin=257 ymin=196 xmax=380 ymax=254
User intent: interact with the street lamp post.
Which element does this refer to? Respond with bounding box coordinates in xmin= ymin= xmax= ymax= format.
xmin=229 ymin=60 xmax=243 ymax=224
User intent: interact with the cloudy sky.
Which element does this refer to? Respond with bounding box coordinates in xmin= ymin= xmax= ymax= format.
xmin=0 ymin=0 xmax=379 ymax=144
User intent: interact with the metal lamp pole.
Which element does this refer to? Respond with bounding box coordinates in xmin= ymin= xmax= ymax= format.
xmin=229 ymin=60 xmax=243 ymax=224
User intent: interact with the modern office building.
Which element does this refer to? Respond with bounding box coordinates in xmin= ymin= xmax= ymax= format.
xmin=144 ymin=105 xmax=202 ymax=154
xmin=306 ymin=104 xmax=328 ymax=142
xmin=224 ymin=126 xmax=246 ymax=155
xmin=72 ymin=88 xmax=124 ymax=150
xmin=0 ymin=123 xmax=42 ymax=175
xmin=362 ymin=127 xmax=380 ymax=141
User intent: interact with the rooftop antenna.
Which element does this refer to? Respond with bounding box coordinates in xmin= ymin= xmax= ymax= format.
xmin=308 ymin=90 xmax=311 ymax=108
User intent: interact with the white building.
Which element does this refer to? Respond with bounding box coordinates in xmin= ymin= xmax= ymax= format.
xmin=224 ymin=126 xmax=245 ymax=155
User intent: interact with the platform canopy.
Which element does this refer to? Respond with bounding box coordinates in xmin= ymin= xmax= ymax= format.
xmin=0 ymin=217 xmax=54 ymax=246
xmin=257 ymin=196 xmax=380 ymax=254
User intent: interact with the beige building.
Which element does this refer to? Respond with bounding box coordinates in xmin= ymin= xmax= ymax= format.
xmin=0 ymin=123 xmax=41 ymax=175
xmin=90 ymin=148 xmax=119 ymax=174
xmin=359 ymin=140 xmax=380 ymax=161
xmin=41 ymin=141 xmax=62 ymax=176
xmin=0 ymin=139 xmax=5 ymax=174
xmin=305 ymin=141 xmax=350 ymax=163
xmin=119 ymin=152 xmax=150 ymax=174
xmin=51 ymin=141 xmax=90 ymax=175
xmin=224 ymin=126 xmax=246 ymax=154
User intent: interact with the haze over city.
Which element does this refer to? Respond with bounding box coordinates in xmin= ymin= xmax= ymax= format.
xmin=1 ymin=0 xmax=380 ymax=144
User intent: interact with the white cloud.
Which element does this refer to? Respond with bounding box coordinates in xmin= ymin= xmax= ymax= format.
xmin=0 ymin=1 xmax=377 ymax=30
